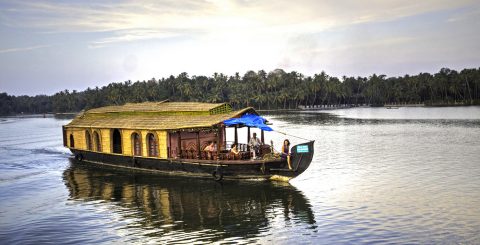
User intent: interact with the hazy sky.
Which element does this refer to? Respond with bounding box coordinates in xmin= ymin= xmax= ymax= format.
xmin=1 ymin=0 xmax=479 ymax=95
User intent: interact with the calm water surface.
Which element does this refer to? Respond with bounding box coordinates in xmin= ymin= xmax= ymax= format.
xmin=1 ymin=107 xmax=480 ymax=244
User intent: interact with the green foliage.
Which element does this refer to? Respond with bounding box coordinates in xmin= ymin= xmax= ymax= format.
xmin=1 ymin=68 xmax=480 ymax=116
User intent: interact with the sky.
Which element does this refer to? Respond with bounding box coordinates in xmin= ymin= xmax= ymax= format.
xmin=0 ymin=0 xmax=479 ymax=96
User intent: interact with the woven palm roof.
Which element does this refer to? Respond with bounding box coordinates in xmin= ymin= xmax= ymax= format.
xmin=87 ymin=100 xmax=228 ymax=114
xmin=65 ymin=102 xmax=257 ymax=130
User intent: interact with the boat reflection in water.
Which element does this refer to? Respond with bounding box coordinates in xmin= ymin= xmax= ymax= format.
xmin=63 ymin=159 xmax=316 ymax=243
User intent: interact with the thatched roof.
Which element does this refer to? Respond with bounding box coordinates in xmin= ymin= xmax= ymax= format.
xmin=87 ymin=100 xmax=230 ymax=114
xmin=65 ymin=101 xmax=257 ymax=130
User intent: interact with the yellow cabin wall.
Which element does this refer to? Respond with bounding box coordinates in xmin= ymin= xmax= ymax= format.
xmin=121 ymin=129 xmax=135 ymax=156
xmin=140 ymin=131 xmax=147 ymax=157
xmin=66 ymin=128 xmax=109 ymax=152
xmin=67 ymin=128 xmax=87 ymax=150
xmin=133 ymin=129 xmax=167 ymax=158
xmin=66 ymin=129 xmax=74 ymax=148
xmin=66 ymin=127 xmax=168 ymax=159
xmin=99 ymin=129 xmax=111 ymax=153
xmin=75 ymin=130 xmax=84 ymax=149
xmin=157 ymin=131 xmax=168 ymax=159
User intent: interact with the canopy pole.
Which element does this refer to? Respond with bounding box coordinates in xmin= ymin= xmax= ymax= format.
xmin=247 ymin=126 xmax=251 ymax=151
xmin=261 ymin=130 xmax=265 ymax=144
xmin=216 ymin=126 xmax=221 ymax=160
xmin=223 ymin=126 xmax=226 ymax=149
xmin=234 ymin=126 xmax=238 ymax=145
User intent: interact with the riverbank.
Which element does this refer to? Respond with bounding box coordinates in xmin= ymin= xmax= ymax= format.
xmin=383 ymin=103 xmax=424 ymax=107
xmin=0 ymin=112 xmax=77 ymax=119
xmin=3 ymin=103 xmax=479 ymax=116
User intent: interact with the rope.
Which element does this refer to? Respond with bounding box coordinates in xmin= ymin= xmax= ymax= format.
xmin=274 ymin=130 xmax=313 ymax=142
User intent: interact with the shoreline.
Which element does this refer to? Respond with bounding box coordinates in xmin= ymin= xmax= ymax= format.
xmin=0 ymin=112 xmax=78 ymax=118
xmin=1 ymin=105 xmax=479 ymax=117
xmin=259 ymin=104 xmax=480 ymax=112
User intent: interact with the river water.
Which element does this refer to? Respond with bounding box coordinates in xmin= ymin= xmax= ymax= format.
xmin=1 ymin=107 xmax=479 ymax=244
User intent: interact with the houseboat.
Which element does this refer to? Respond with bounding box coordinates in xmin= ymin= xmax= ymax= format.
xmin=62 ymin=100 xmax=314 ymax=181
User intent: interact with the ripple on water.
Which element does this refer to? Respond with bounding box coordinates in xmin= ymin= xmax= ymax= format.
xmin=1 ymin=109 xmax=480 ymax=244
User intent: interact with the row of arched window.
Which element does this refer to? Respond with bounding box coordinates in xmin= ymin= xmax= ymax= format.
xmin=85 ymin=131 xmax=102 ymax=152
xmin=131 ymin=132 xmax=158 ymax=157
xmin=73 ymin=129 xmax=159 ymax=157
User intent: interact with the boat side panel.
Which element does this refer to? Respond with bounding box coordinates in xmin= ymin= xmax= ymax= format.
xmin=70 ymin=150 xmax=289 ymax=179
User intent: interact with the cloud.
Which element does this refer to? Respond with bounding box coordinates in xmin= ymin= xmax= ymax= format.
xmin=0 ymin=44 xmax=51 ymax=54
xmin=0 ymin=1 xmax=212 ymax=32
xmin=0 ymin=0 xmax=479 ymax=93
xmin=2 ymin=0 xmax=477 ymax=40
xmin=446 ymin=6 xmax=480 ymax=22
xmin=88 ymin=29 xmax=188 ymax=48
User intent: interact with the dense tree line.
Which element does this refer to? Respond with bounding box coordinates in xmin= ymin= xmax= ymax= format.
xmin=1 ymin=67 xmax=480 ymax=116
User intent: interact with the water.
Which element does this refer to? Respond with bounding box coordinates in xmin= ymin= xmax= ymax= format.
xmin=1 ymin=107 xmax=480 ymax=244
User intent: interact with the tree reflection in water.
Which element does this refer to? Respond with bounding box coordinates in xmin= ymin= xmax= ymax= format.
xmin=63 ymin=159 xmax=315 ymax=242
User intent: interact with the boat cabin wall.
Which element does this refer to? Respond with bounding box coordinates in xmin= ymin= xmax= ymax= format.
xmin=66 ymin=128 xmax=85 ymax=150
xmin=121 ymin=129 xmax=167 ymax=158
xmin=65 ymin=128 xmax=110 ymax=153
xmin=65 ymin=127 xmax=168 ymax=159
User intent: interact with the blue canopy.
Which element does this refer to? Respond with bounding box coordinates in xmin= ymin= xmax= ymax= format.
xmin=223 ymin=114 xmax=273 ymax=131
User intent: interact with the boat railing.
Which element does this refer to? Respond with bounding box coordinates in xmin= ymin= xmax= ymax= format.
xmin=224 ymin=141 xmax=248 ymax=151
xmin=169 ymin=142 xmax=271 ymax=161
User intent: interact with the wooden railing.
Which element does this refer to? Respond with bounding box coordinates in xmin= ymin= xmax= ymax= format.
xmin=169 ymin=142 xmax=271 ymax=161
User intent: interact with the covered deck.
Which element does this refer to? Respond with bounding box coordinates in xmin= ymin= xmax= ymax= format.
xmin=167 ymin=114 xmax=274 ymax=161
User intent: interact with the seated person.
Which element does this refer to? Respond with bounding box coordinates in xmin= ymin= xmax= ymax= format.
xmin=281 ymin=139 xmax=292 ymax=169
xmin=204 ymin=141 xmax=215 ymax=159
xmin=249 ymin=132 xmax=262 ymax=159
xmin=229 ymin=143 xmax=240 ymax=160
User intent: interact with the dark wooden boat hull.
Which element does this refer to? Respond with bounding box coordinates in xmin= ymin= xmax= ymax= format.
xmin=70 ymin=141 xmax=315 ymax=181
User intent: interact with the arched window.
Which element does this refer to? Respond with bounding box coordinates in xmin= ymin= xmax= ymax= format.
xmin=93 ymin=131 xmax=102 ymax=152
xmin=147 ymin=133 xmax=158 ymax=157
xmin=131 ymin=132 xmax=142 ymax=156
xmin=70 ymin=134 xmax=75 ymax=148
xmin=112 ymin=129 xmax=122 ymax=154
xmin=85 ymin=131 xmax=92 ymax=150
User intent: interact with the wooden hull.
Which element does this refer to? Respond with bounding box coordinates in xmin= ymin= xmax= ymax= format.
xmin=70 ymin=141 xmax=315 ymax=181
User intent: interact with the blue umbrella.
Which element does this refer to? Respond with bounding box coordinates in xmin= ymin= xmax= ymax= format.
xmin=223 ymin=114 xmax=273 ymax=131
